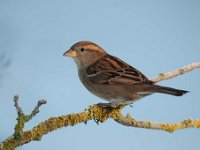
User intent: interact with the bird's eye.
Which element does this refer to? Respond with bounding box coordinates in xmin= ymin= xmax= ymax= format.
xmin=80 ymin=48 xmax=85 ymax=52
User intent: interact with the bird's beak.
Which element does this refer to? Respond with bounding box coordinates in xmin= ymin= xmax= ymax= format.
xmin=63 ymin=49 xmax=77 ymax=57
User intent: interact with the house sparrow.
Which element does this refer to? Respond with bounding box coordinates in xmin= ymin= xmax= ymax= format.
xmin=63 ymin=41 xmax=188 ymax=108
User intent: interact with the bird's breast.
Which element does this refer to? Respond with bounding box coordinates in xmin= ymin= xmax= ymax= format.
xmin=78 ymin=68 xmax=114 ymax=101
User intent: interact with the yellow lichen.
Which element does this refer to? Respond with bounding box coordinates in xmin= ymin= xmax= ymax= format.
xmin=159 ymin=73 xmax=165 ymax=78
xmin=193 ymin=120 xmax=200 ymax=128
xmin=161 ymin=124 xmax=175 ymax=133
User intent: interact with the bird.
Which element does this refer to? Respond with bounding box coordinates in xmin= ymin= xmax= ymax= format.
xmin=63 ymin=41 xmax=188 ymax=108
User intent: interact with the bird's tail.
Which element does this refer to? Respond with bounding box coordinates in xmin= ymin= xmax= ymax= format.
xmin=153 ymin=85 xmax=189 ymax=96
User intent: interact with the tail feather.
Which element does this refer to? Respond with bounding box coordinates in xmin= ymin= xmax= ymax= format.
xmin=154 ymin=85 xmax=189 ymax=96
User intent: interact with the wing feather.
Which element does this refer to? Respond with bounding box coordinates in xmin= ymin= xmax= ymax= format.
xmin=87 ymin=54 xmax=153 ymax=85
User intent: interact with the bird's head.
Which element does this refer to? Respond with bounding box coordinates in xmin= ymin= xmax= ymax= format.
xmin=63 ymin=41 xmax=107 ymax=67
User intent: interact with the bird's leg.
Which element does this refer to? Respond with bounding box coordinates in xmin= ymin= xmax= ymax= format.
xmin=97 ymin=102 xmax=114 ymax=108
xmin=97 ymin=101 xmax=126 ymax=108
xmin=97 ymin=102 xmax=119 ymax=108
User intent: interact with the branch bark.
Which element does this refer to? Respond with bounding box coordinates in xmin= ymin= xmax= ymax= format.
xmin=152 ymin=62 xmax=200 ymax=82
xmin=0 ymin=62 xmax=200 ymax=150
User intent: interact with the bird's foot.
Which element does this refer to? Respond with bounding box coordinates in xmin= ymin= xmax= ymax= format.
xmin=97 ymin=102 xmax=127 ymax=109
xmin=97 ymin=102 xmax=119 ymax=108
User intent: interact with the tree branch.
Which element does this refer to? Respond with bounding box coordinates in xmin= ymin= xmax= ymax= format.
xmin=25 ymin=99 xmax=47 ymax=122
xmin=114 ymin=112 xmax=200 ymax=132
xmin=152 ymin=62 xmax=200 ymax=82
xmin=0 ymin=62 xmax=200 ymax=150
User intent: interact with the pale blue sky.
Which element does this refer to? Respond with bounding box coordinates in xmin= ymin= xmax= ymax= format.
xmin=0 ymin=0 xmax=200 ymax=150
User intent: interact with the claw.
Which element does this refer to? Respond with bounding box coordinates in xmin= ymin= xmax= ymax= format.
xmin=97 ymin=102 xmax=117 ymax=108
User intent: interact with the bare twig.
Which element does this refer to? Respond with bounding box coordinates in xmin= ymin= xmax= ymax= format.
xmin=152 ymin=62 xmax=200 ymax=82
xmin=13 ymin=95 xmax=26 ymax=139
xmin=26 ymin=99 xmax=47 ymax=122
xmin=13 ymin=95 xmax=24 ymax=116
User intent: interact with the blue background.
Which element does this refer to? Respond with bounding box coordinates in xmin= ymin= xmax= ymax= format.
xmin=0 ymin=0 xmax=200 ymax=149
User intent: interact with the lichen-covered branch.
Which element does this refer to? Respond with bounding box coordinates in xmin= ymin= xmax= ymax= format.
xmin=114 ymin=112 xmax=200 ymax=132
xmin=0 ymin=97 xmax=47 ymax=150
xmin=0 ymin=62 xmax=200 ymax=150
xmin=1 ymin=104 xmax=200 ymax=149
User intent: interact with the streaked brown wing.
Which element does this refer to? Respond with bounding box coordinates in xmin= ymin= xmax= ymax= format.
xmin=87 ymin=54 xmax=153 ymax=85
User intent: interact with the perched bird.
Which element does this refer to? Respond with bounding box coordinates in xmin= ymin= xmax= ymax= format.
xmin=63 ymin=41 xmax=188 ymax=108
